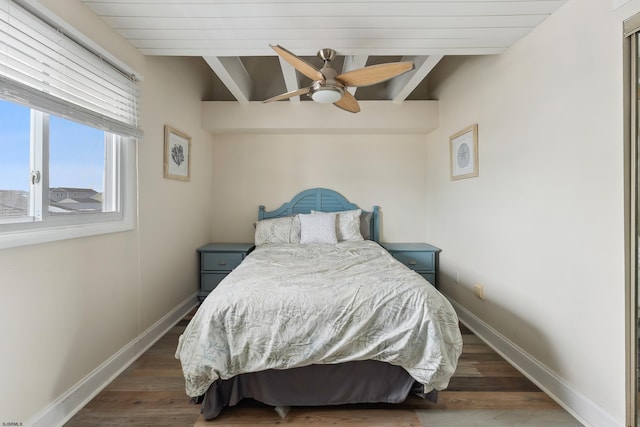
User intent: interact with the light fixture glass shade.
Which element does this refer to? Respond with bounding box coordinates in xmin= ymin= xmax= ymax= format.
xmin=311 ymin=87 xmax=343 ymax=104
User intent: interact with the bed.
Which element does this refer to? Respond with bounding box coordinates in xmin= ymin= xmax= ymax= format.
xmin=175 ymin=188 xmax=463 ymax=420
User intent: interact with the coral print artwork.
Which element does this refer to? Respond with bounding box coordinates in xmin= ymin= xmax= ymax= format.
xmin=164 ymin=125 xmax=191 ymax=181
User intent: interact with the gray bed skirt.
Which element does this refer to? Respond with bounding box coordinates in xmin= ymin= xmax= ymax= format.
xmin=200 ymin=360 xmax=438 ymax=420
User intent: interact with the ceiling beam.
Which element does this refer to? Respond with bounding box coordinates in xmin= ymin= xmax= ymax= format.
xmin=203 ymin=56 xmax=253 ymax=104
xmin=389 ymin=55 xmax=443 ymax=103
xmin=277 ymin=56 xmax=302 ymax=104
xmin=342 ymin=55 xmax=368 ymax=95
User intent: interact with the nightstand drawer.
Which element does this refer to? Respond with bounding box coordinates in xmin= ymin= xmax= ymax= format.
xmin=202 ymin=252 xmax=243 ymax=271
xmin=420 ymin=272 xmax=436 ymax=285
xmin=201 ymin=273 xmax=227 ymax=292
xmin=392 ymin=251 xmax=435 ymax=272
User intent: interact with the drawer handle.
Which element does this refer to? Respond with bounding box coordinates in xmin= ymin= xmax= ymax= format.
xmin=408 ymin=260 xmax=417 ymax=265
xmin=218 ymin=261 xmax=227 ymax=266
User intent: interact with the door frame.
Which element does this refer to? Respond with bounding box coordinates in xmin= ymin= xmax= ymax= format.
xmin=624 ymin=14 xmax=639 ymax=427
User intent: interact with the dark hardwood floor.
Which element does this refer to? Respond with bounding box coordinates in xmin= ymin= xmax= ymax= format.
xmin=65 ymin=312 xmax=581 ymax=427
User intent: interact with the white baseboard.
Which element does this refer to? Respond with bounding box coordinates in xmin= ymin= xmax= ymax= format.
xmin=451 ymin=301 xmax=620 ymax=427
xmin=27 ymin=293 xmax=199 ymax=427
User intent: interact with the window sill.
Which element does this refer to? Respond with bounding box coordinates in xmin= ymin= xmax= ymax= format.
xmin=0 ymin=217 xmax=135 ymax=250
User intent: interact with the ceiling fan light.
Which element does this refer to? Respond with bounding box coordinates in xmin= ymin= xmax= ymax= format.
xmin=310 ymin=87 xmax=343 ymax=104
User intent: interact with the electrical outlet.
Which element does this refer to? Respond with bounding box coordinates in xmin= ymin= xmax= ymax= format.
xmin=474 ymin=284 xmax=485 ymax=300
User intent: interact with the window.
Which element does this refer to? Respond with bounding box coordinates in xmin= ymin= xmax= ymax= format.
xmin=0 ymin=100 xmax=30 ymax=219
xmin=1 ymin=98 xmax=120 ymax=220
xmin=0 ymin=98 xmax=135 ymax=248
xmin=49 ymin=114 xmax=112 ymax=216
xmin=0 ymin=0 xmax=141 ymax=249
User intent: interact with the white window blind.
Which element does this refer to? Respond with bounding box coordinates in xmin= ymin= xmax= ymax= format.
xmin=0 ymin=0 xmax=142 ymax=138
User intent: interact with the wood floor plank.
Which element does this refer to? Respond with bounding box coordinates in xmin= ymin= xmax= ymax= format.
xmin=76 ymin=390 xmax=196 ymax=411
xmin=454 ymin=360 xmax=521 ymax=378
xmin=460 ymin=343 xmax=499 ymax=354
xmin=430 ymin=391 xmax=561 ymax=410
xmin=195 ymin=407 xmax=422 ymax=426
xmin=447 ymin=376 xmax=542 ymax=392
xmin=458 ymin=352 xmax=506 ymax=362
xmin=66 ymin=412 xmax=198 ymax=427
xmin=105 ymin=375 xmax=187 ymax=391
xmin=473 ymin=361 xmax=523 ymax=377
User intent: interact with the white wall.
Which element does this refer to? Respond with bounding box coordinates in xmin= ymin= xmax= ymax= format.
xmin=138 ymin=55 xmax=216 ymax=329
xmin=425 ymin=0 xmax=626 ymax=423
xmin=0 ymin=1 xmax=214 ymax=423
xmin=209 ymin=133 xmax=429 ymax=243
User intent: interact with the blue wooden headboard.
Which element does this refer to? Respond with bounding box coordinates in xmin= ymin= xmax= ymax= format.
xmin=258 ymin=188 xmax=380 ymax=242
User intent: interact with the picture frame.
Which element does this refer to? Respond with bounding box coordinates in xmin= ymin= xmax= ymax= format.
xmin=450 ymin=124 xmax=478 ymax=180
xmin=164 ymin=125 xmax=191 ymax=181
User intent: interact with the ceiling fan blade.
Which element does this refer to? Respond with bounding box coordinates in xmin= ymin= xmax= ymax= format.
xmin=270 ymin=44 xmax=324 ymax=82
xmin=336 ymin=61 xmax=414 ymax=87
xmin=263 ymin=87 xmax=310 ymax=103
xmin=334 ymin=91 xmax=360 ymax=113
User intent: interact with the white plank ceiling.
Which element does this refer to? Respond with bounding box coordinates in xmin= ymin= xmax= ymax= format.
xmin=81 ymin=0 xmax=568 ymax=104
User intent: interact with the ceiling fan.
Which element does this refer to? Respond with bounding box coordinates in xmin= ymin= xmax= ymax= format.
xmin=264 ymin=45 xmax=414 ymax=113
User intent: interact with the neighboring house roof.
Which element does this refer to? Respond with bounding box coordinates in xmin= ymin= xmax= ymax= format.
xmin=50 ymin=187 xmax=97 ymax=193
xmin=0 ymin=189 xmax=103 ymax=216
xmin=0 ymin=190 xmax=29 ymax=217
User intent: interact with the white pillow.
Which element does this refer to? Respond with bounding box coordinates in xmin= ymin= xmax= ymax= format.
xmin=254 ymin=216 xmax=301 ymax=246
xmin=360 ymin=211 xmax=372 ymax=240
xmin=299 ymin=212 xmax=338 ymax=244
xmin=336 ymin=209 xmax=364 ymax=241
xmin=312 ymin=209 xmax=364 ymax=242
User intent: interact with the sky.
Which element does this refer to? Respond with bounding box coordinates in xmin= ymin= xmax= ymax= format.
xmin=0 ymin=99 xmax=105 ymax=192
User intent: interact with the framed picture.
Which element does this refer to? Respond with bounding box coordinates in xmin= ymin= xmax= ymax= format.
xmin=164 ymin=125 xmax=191 ymax=181
xmin=450 ymin=124 xmax=478 ymax=180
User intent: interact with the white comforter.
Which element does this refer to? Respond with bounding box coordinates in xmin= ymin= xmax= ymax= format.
xmin=176 ymin=241 xmax=463 ymax=397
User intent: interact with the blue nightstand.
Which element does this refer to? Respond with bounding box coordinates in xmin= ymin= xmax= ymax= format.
xmin=381 ymin=243 xmax=441 ymax=289
xmin=197 ymin=243 xmax=254 ymax=301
